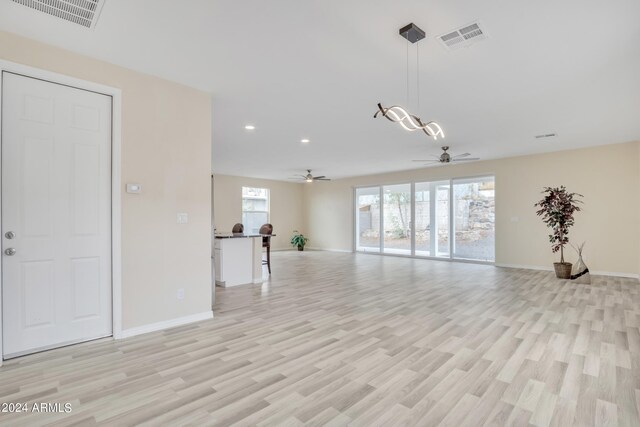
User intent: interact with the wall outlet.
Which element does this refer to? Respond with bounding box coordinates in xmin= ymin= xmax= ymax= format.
xmin=177 ymin=213 xmax=188 ymax=224
xmin=177 ymin=288 xmax=185 ymax=300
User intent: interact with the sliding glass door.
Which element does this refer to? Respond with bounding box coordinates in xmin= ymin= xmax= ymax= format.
xmin=355 ymin=176 xmax=495 ymax=263
xmin=383 ymin=184 xmax=411 ymax=255
xmin=355 ymin=187 xmax=380 ymax=252
xmin=435 ymin=181 xmax=450 ymax=258
xmin=414 ymin=183 xmax=431 ymax=256
xmin=414 ymin=181 xmax=449 ymax=258
xmin=452 ymin=177 xmax=495 ymax=261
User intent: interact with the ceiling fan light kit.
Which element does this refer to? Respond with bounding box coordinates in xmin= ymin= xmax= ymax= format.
xmin=375 ymin=22 xmax=444 ymax=141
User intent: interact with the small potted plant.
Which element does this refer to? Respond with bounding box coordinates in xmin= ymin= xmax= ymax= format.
xmin=534 ymin=186 xmax=583 ymax=279
xmin=290 ymin=230 xmax=309 ymax=251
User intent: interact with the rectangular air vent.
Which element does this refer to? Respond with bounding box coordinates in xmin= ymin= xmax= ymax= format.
xmin=12 ymin=0 xmax=105 ymax=29
xmin=535 ymin=133 xmax=557 ymax=139
xmin=437 ymin=21 xmax=487 ymax=50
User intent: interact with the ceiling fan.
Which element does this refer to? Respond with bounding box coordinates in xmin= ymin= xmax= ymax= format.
xmin=412 ymin=146 xmax=480 ymax=164
xmin=292 ymin=170 xmax=331 ymax=182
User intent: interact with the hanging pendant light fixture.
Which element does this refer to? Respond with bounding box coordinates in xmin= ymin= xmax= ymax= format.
xmin=374 ymin=23 xmax=445 ymax=140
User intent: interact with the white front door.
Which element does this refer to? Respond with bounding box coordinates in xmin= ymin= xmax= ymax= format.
xmin=1 ymin=72 xmax=112 ymax=359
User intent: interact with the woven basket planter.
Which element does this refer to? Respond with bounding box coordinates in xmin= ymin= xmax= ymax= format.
xmin=554 ymin=262 xmax=573 ymax=279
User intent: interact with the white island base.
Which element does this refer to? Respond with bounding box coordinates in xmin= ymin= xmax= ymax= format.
xmin=214 ymin=235 xmax=264 ymax=287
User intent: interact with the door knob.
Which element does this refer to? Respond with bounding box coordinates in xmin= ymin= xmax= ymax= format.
xmin=4 ymin=248 xmax=16 ymax=256
xmin=4 ymin=231 xmax=15 ymax=239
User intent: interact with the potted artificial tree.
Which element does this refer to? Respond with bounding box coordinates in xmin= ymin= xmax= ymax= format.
xmin=534 ymin=186 xmax=583 ymax=279
xmin=290 ymin=230 xmax=309 ymax=251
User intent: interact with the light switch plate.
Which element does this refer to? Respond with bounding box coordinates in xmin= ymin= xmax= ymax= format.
xmin=126 ymin=183 xmax=142 ymax=194
xmin=177 ymin=213 xmax=189 ymax=224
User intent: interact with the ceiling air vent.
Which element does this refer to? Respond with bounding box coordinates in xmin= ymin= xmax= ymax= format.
xmin=535 ymin=133 xmax=557 ymax=139
xmin=437 ymin=21 xmax=487 ymax=50
xmin=11 ymin=0 xmax=105 ymax=29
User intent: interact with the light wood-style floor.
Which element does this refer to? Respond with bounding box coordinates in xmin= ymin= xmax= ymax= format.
xmin=1 ymin=251 xmax=639 ymax=426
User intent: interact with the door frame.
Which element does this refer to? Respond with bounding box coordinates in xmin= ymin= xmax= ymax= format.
xmin=353 ymin=173 xmax=496 ymax=264
xmin=0 ymin=60 xmax=123 ymax=365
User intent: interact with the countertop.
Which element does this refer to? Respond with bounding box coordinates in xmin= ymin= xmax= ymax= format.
xmin=214 ymin=233 xmax=276 ymax=239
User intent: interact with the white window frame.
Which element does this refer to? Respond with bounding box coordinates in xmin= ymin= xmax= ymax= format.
xmin=355 ymin=186 xmax=382 ymax=253
xmin=451 ymin=176 xmax=496 ymax=262
xmin=352 ymin=174 xmax=496 ymax=265
xmin=241 ymin=187 xmax=270 ymax=233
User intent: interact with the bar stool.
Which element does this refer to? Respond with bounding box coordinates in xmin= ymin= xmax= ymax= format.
xmin=232 ymin=223 xmax=244 ymax=233
xmin=259 ymin=223 xmax=273 ymax=274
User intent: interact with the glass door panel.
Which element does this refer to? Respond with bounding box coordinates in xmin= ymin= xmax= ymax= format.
xmin=382 ymin=184 xmax=411 ymax=255
xmin=434 ymin=181 xmax=450 ymax=258
xmin=453 ymin=177 xmax=495 ymax=261
xmin=355 ymin=187 xmax=380 ymax=252
xmin=414 ymin=182 xmax=431 ymax=257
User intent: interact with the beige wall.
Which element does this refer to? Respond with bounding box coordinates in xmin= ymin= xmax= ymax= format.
xmin=213 ymin=174 xmax=305 ymax=250
xmin=0 ymin=31 xmax=213 ymax=330
xmin=304 ymin=141 xmax=640 ymax=276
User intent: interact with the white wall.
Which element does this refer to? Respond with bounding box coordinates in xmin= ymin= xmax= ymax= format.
xmin=304 ymin=141 xmax=640 ymax=277
xmin=213 ymin=174 xmax=306 ymax=251
xmin=0 ymin=31 xmax=213 ymax=330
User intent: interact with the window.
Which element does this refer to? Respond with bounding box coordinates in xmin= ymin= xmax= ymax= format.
xmin=354 ymin=176 xmax=495 ymax=263
xmin=242 ymin=187 xmax=269 ymax=234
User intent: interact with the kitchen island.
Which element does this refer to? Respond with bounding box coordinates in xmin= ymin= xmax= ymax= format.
xmin=213 ymin=233 xmax=264 ymax=287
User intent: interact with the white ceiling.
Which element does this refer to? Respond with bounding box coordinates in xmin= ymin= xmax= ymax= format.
xmin=1 ymin=0 xmax=639 ymax=181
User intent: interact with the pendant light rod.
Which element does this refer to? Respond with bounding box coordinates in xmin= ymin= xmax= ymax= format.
xmin=406 ymin=37 xmax=409 ymax=107
xmin=417 ymin=39 xmax=420 ymax=111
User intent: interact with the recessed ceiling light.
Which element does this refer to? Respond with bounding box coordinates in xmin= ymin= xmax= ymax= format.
xmin=301 ymin=139 xmax=310 ymax=143
xmin=245 ymin=125 xmax=255 ymax=130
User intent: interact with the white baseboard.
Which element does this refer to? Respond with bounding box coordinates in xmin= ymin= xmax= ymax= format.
xmin=495 ymin=263 xmax=554 ymax=272
xmin=305 ymin=247 xmax=353 ymax=253
xmin=496 ymin=263 xmax=639 ymax=280
xmin=589 ymin=270 xmax=640 ymax=279
xmin=270 ymin=246 xmax=352 ymax=253
xmin=119 ymin=311 xmax=213 ymax=339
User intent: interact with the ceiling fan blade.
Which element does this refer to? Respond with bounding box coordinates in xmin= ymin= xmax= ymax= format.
xmin=315 ymin=178 xmax=331 ymax=181
xmin=453 ymin=153 xmax=471 ymax=158
xmin=314 ymin=175 xmax=326 ymax=179
xmin=411 ymin=159 xmax=438 ymax=162
xmin=452 ymin=157 xmax=480 ymax=161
